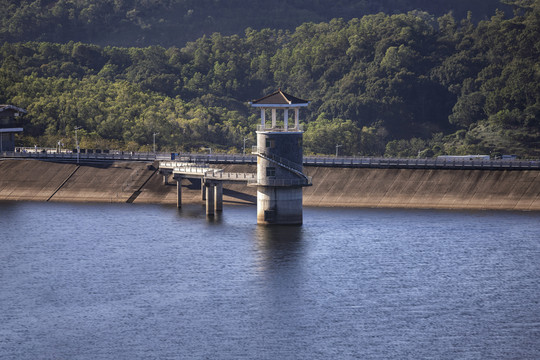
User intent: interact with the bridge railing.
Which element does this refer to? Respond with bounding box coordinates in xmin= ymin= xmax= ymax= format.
xmin=2 ymin=150 xmax=161 ymax=161
xmin=205 ymin=172 xmax=256 ymax=181
xmin=174 ymin=166 xmax=216 ymax=174
xmin=3 ymin=151 xmax=539 ymax=170
xmin=160 ymin=161 xmax=210 ymax=170
xmin=303 ymin=156 xmax=540 ymax=169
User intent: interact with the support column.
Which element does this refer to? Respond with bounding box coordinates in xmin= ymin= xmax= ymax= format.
xmin=201 ymin=179 xmax=206 ymax=200
xmin=163 ymin=174 xmax=169 ymax=185
xmin=295 ymin=108 xmax=299 ymax=130
xmin=214 ymin=182 xmax=223 ymax=212
xmin=271 ymin=108 xmax=276 ymax=128
xmin=284 ymin=108 xmax=289 ymax=130
xmin=176 ymin=178 xmax=182 ymax=208
xmin=206 ymin=183 xmax=215 ymax=216
xmin=261 ymin=109 xmax=266 ymax=128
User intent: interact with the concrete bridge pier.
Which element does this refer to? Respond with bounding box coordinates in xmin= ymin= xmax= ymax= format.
xmin=215 ymin=182 xmax=223 ymax=212
xmin=201 ymin=179 xmax=206 ymax=200
xmin=163 ymin=174 xmax=169 ymax=185
xmin=205 ymin=182 xmax=214 ymax=215
xmin=176 ymin=176 xmax=182 ymax=208
xmin=204 ymin=181 xmax=223 ymax=215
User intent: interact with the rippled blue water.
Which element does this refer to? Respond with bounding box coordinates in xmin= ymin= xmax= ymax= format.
xmin=0 ymin=201 xmax=539 ymax=359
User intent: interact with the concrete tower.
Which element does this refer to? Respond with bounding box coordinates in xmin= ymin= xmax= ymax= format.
xmin=0 ymin=105 xmax=26 ymax=152
xmin=250 ymin=89 xmax=311 ymax=225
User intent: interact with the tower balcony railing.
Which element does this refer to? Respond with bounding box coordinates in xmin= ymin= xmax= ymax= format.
xmin=247 ymin=177 xmax=312 ymax=187
xmin=257 ymin=124 xmax=303 ymax=132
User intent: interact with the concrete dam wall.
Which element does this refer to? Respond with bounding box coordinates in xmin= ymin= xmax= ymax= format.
xmin=0 ymin=159 xmax=538 ymax=211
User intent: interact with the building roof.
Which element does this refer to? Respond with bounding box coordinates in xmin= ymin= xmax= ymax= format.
xmin=0 ymin=105 xmax=27 ymax=114
xmin=250 ymin=89 xmax=309 ymax=106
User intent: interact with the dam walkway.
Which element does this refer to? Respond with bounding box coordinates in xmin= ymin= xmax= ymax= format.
xmin=2 ymin=151 xmax=539 ymax=170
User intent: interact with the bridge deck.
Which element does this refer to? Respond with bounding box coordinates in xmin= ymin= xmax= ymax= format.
xmin=159 ymin=161 xmax=256 ymax=182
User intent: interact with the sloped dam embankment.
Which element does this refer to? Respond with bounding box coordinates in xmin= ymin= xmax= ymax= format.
xmin=0 ymin=159 xmax=538 ymax=211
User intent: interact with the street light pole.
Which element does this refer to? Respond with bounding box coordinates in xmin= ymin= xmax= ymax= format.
xmin=153 ymin=132 xmax=159 ymax=154
xmin=75 ymin=126 xmax=82 ymax=164
xmin=336 ymin=144 xmax=342 ymax=157
xmin=243 ymin=137 xmax=248 ymax=155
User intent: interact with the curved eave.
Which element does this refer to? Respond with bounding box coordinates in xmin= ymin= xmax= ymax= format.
xmin=249 ymin=102 xmax=310 ymax=108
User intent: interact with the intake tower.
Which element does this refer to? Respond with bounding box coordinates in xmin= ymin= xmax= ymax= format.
xmin=250 ymin=89 xmax=312 ymax=225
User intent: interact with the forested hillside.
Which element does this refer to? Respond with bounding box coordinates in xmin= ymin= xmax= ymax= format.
xmin=1 ymin=1 xmax=539 ymax=157
xmin=1 ymin=0 xmax=508 ymax=46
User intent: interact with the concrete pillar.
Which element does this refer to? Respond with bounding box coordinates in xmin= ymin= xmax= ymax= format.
xmin=284 ymin=108 xmax=289 ymax=130
xmin=261 ymin=109 xmax=266 ymax=128
xmin=176 ymin=178 xmax=182 ymax=208
xmin=214 ymin=182 xmax=223 ymax=212
xmin=295 ymin=108 xmax=299 ymax=130
xmin=163 ymin=174 xmax=168 ymax=185
xmin=201 ymin=179 xmax=206 ymax=200
xmin=206 ymin=183 xmax=215 ymax=216
xmin=257 ymin=187 xmax=303 ymax=225
xmin=271 ymin=108 xmax=276 ymax=128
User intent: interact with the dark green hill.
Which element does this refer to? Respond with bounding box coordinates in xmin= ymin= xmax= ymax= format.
xmin=1 ymin=1 xmax=538 ymax=158
xmin=1 ymin=0 xmax=509 ymax=47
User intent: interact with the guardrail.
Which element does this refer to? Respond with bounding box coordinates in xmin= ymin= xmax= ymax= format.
xmin=160 ymin=161 xmax=209 ymax=170
xmin=1 ymin=151 xmax=163 ymax=162
xmin=2 ymin=151 xmax=539 ymax=170
xmin=247 ymin=177 xmax=313 ymax=187
xmin=206 ymin=172 xmax=257 ymax=181
xmin=303 ymin=156 xmax=540 ymax=170
xmin=257 ymin=124 xmax=304 ymax=132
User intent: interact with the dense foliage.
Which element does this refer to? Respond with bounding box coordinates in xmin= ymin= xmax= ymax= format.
xmin=1 ymin=0 xmax=508 ymax=47
xmin=1 ymin=0 xmax=539 ymax=157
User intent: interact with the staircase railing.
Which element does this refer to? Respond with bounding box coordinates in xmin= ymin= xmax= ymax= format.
xmin=252 ymin=147 xmax=311 ymax=185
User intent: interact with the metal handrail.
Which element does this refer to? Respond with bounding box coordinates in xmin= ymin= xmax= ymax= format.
xmin=3 ymin=151 xmax=539 ymax=170
xmin=205 ymin=172 xmax=256 ymax=180
xmin=247 ymin=177 xmax=312 ymax=187
xmin=257 ymin=124 xmax=304 ymax=132
xmin=252 ymin=147 xmax=303 ymax=173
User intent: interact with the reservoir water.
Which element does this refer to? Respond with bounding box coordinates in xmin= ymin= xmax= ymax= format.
xmin=0 ymin=201 xmax=539 ymax=359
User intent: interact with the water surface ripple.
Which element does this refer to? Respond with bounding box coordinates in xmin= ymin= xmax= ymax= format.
xmin=0 ymin=202 xmax=539 ymax=359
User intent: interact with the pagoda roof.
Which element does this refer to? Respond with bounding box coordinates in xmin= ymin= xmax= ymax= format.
xmin=250 ymin=89 xmax=309 ymax=107
xmin=0 ymin=105 xmax=27 ymax=114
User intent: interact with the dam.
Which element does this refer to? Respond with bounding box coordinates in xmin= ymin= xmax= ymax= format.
xmin=0 ymin=156 xmax=539 ymax=211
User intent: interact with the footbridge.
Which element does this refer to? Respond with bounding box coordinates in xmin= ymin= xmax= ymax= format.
xmin=159 ymin=161 xmax=256 ymax=215
xmin=159 ymin=151 xmax=312 ymax=215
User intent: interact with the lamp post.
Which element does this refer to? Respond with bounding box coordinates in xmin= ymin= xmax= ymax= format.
xmin=74 ymin=126 xmax=82 ymax=164
xmin=243 ymin=137 xmax=248 ymax=155
xmin=153 ymin=132 xmax=159 ymax=154
xmin=336 ymin=144 xmax=342 ymax=157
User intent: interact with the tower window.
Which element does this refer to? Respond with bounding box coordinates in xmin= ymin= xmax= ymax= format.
xmin=266 ymin=167 xmax=276 ymax=177
xmin=265 ymin=138 xmax=275 ymax=148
